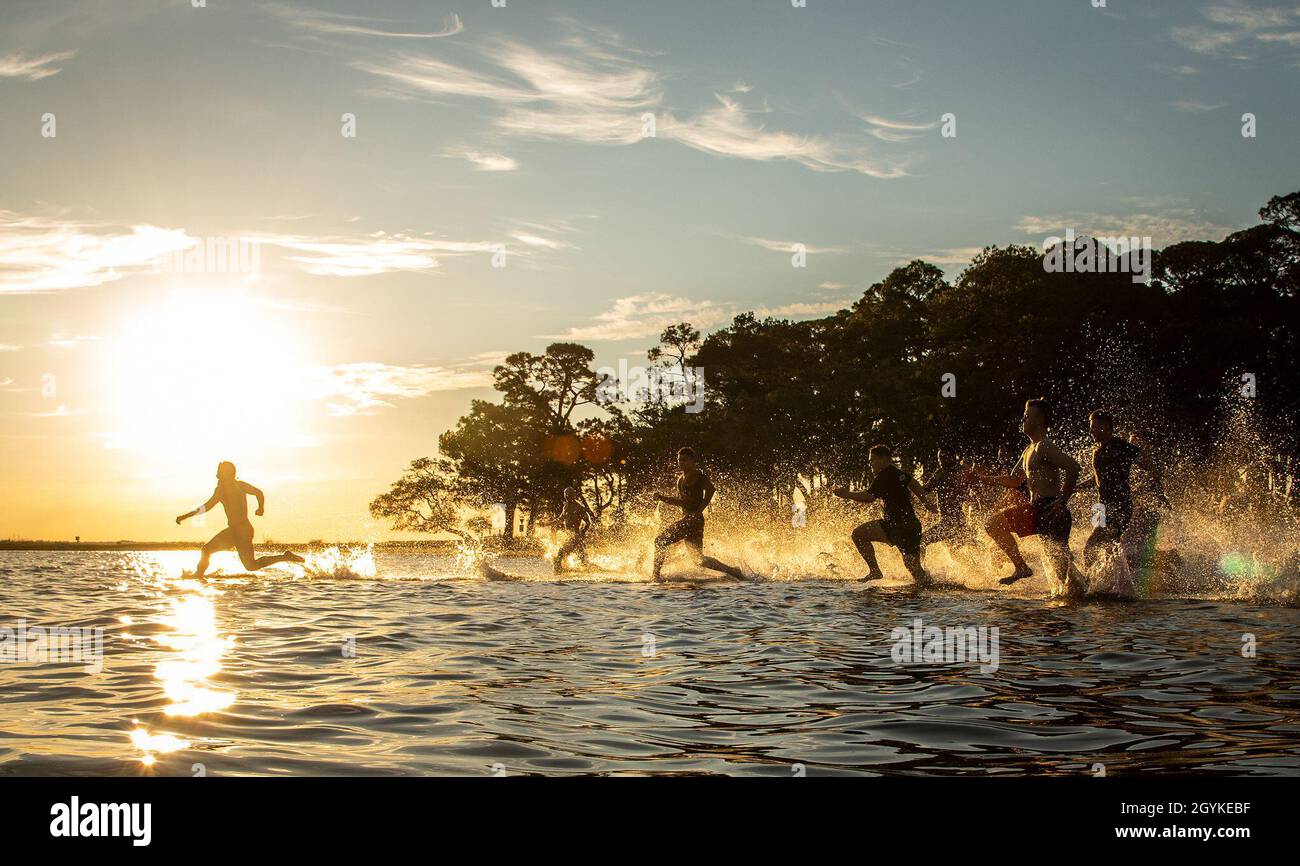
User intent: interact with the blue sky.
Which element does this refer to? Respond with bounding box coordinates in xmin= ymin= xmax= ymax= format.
xmin=1 ymin=0 xmax=1297 ymax=539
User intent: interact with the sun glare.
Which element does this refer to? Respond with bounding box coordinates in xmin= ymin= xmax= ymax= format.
xmin=100 ymin=291 xmax=309 ymax=473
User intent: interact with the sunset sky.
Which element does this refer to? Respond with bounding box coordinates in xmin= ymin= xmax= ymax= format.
xmin=2 ymin=0 xmax=1297 ymax=541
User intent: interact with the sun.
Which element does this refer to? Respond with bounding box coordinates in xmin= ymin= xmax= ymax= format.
xmin=99 ymin=289 xmax=310 ymax=476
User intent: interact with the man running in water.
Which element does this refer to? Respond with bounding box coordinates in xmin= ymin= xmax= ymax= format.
xmin=554 ymin=486 xmax=594 ymax=574
xmin=970 ymin=399 xmax=1082 ymax=594
xmin=1079 ymin=410 xmax=1166 ymax=567
xmin=652 ymin=447 xmax=744 ymax=580
xmin=175 ymin=461 xmax=304 ymax=577
xmin=834 ymin=444 xmax=937 ymax=585
xmin=921 ymin=448 xmax=973 ymax=551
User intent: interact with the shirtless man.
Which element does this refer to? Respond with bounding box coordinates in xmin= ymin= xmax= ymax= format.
xmin=175 ymin=461 xmax=304 ymax=577
xmin=834 ymin=444 xmax=937 ymax=585
xmin=652 ymin=447 xmax=744 ymax=580
xmin=553 ymin=487 xmax=594 ymax=574
xmin=970 ymin=399 xmax=1082 ymax=594
xmin=1078 ymin=411 xmax=1166 ymax=567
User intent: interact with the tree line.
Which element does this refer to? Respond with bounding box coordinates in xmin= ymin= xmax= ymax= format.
xmin=370 ymin=191 xmax=1299 ymax=542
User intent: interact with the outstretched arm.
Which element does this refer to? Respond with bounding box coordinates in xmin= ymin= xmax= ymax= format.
xmin=971 ymin=465 xmax=1026 ymax=488
xmin=242 ymin=481 xmax=265 ymax=516
xmin=908 ymin=477 xmax=939 ymax=514
xmin=177 ymin=490 xmax=220 ymax=525
xmin=833 ymin=487 xmax=878 ymax=504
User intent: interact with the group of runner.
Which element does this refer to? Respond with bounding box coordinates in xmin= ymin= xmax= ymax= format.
xmin=829 ymin=398 xmax=1164 ymax=595
xmin=553 ymin=398 xmax=1165 ymax=593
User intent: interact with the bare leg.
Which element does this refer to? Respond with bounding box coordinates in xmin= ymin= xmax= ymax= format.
xmin=194 ymin=528 xmax=234 ymax=578
xmin=851 ymin=521 xmax=889 ymax=581
xmin=902 ymin=552 xmax=930 ymax=587
xmin=554 ymin=535 xmax=579 ymax=574
xmin=1043 ymin=540 xmax=1081 ymax=598
xmin=653 ymin=520 xmax=692 ymax=580
xmin=697 ymin=553 xmax=743 ymax=579
xmin=235 ymin=532 xmax=302 ymax=573
xmin=985 ymin=510 xmax=1032 ymax=584
xmin=242 ymin=552 xmax=302 ymax=571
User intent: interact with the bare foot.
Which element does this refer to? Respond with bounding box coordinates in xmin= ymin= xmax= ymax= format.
xmin=999 ymin=565 xmax=1033 ymax=586
xmin=283 ymin=551 xmax=304 ymax=564
xmin=859 ymin=571 xmax=886 ymax=583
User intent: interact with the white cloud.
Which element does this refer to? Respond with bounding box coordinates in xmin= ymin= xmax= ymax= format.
xmin=897 ymin=247 xmax=987 ymax=268
xmin=353 ymin=29 xmax=905 ymax=177
xmin=740 ymin=236 xmax=847 ymax=255
xmin=857 ymin=113 xmax=940 ymax=143
xmin=1173 ymin=2 xmax=1300 ymax=60
xmin=1015 ymin=210 xmax=1238 ymax=246
xmin=0 ymin=211 xmax=197 ymax=294
xmin=446 ymin=150 xmax=519 ymax=172
xmin=0 ymin=50 xmax=75 ymax=80
xmin=307 ymin=361 xmax=492 ymax=416
xmin=510 ymin=232 xmax=573 ymax=251
xmin=269 ymin=5 xmax=463 ymax=40
xmin=663 ymin=95 xmax=907 ymax=178
xmin=22 ymin=404 xmax=82 ymax=418
xmin=252 ymin=232 xmax=499 ymax=277
xmin=550 ymin=292 xmax=850 ymax=342
xmin=1171 ymin=99 xmax=1228 ymax=112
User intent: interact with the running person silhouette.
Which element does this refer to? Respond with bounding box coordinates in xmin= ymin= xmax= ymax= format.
xmin=175 ymin=461 xmax=304 ymax=577
xmin=651 ymin=448 xmax=744 ymax=580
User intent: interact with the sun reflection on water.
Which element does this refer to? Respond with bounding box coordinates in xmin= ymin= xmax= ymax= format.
xmin=127 ymin=553 xmax=238 ymax=766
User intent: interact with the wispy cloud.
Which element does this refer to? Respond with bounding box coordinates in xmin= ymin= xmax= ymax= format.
xmin=550 ymin=292 xmax=850 ymax=342
xmin=896 ymin=247 xmax=988 ymax=268
xmin=445 ymin=150 xmax=519 ymax=172
xmin=0 ymin=50 xmax=75 ymax=80
xmin=1172 ymin=1 xmax=1300 ymax=60
xmin=269 ymin=5 xmax=463 ymax=40
xmin=0 ymin=211 xmax=195 ymax=294
xmin=1171 ymin=99 xmax=1228 ymax=112
xmin=857 ymin=113 xmax=939 ymax=143
xmin=740 ymin=236 xmax=847 ymax=255
xmin=1015 ymin=210 xmax=1238 ymax=246
xmin=22 ymin=404 xmax=82 ymax=418
xmin=252 ymin=232 xmax=499 ymax=277
xmin=307 ymin=361 xmax=492 ymax=416
xmin=352 ymin=28 xmax=906 ymax=177
xmin=663 ymin=95 xmax=908 ymax=178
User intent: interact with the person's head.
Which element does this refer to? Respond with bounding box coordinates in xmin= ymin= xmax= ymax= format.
xmin=1088 ymin=410 xmax=1115 ymax=443
xmin=1022 ymin=398 xmax=1051 ymax=438
xmin=936 ymin=448 xmax=954 ymax=470
xmin=868 ymin=444 xmax=893 ymax=474
xmin=676 ymin=447 xmax=698 ymax=472
xmin=216 ymin=461 xmax=237 ymax=482
xmin=563 ymin=486 xmax=578 ymax=501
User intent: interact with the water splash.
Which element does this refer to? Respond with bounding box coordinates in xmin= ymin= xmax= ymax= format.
xmin=300 ymin=544 xmax=377 ymax=579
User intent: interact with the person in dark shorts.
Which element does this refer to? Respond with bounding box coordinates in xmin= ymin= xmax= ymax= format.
xmin=553 ymin=487 xmax=594 ymax=574
xmin=651 ymin=448 xmax=744 ymax=580
xmin=969 ymin=399 xmax=1082 ymax=594
xmin=833 ymin=444 xmax=937 ymax=585
xmin=1079 ymin=411 xmax=1166 ymax=567
xmin=921 ymin=448 xmax=974 ymax=551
